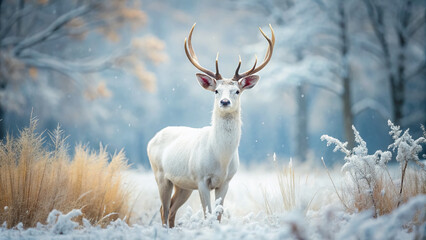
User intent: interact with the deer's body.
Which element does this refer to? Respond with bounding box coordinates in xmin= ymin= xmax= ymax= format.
xmin=148 ymin=114 xmax=240 ymax=191
xmin=147 ymin=23 xmax=274 ymax=228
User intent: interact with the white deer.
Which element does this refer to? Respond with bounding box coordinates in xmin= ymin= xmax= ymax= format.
xmin=147 ymin=23 xmax=275 ymax=228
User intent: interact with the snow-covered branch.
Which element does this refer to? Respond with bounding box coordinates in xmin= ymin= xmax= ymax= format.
xmin=401 ymin=110 xmax=426 ymax=127
xmin=362 ymin=0 xmax=389 ymax=57
xmin=13 ymin=4 xmax=94 ymax=55
xmin=406 ymin=12 xmax=424 ymax=38
xmin=0 ymin=5 xmax=33 ymax=40
xmin=353 ymin=38 xmax=384 ymax=60
xmin=19 ymin=48 xmax=127 ymax=74
xmin=351 ymin=98 xmax=391 ymax=120
xmin=311 ymin=0 xmax=341 ymax=24
xmin=320 ymin=134 xmax=350 ymax=155
xmin=308 ymin=79 xmax=343 ymax=96
xmin=229 ymin=0 xmax=286 ymax=24
xmin=311 ymin=48 xmax=340 ymax=64
xmin=268 ymin=57 xmax=344 ymax=96
xmin=313 ymin=37 xmax=342 ymax=51
xmin=406 ymin=61 xmax=425 ymax=81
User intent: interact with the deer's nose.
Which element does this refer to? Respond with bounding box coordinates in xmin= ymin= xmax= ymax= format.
xmin=220 ymin=99 xmax=230 ymax=106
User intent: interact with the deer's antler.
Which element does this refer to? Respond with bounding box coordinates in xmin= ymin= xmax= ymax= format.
xmin=233 ymin=24 xmax=275 ymax=81
xmin=184 ymin=23 xmax=222 ymax=80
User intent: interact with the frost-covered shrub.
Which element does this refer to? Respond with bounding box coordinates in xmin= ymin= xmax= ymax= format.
xmin=388 ymin=120 xmax=426 ymax=206
xmin=321 ymin=126 xmax=392 ymax=216
xmin=321 ymin=121 xmax=426 ymax=217
xmin=388 ymin=120 xmax=426 ymax=171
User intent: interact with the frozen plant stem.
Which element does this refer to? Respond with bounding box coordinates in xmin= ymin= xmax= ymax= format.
xmin=397 ymin=161 xmax=409 ymax=207
xmin=364 ymin=177 xmax=378 ymax=218
xmin=321 ymin=157 xmax=348 ymax=210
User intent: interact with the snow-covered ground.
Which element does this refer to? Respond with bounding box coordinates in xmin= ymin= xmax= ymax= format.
xmin=1 ymin=164 xmax=425 ymax=240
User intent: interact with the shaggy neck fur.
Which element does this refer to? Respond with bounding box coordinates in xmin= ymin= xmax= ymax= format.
xmin=210 ymin=105 xmax=241 ymax=169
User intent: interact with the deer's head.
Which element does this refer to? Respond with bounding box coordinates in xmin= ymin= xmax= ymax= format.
xmin=184 ymin=23 xmax=275 ymax=113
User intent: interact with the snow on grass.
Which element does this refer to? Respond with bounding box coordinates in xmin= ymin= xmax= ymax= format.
xmin=1 ymin=121 xmax=425 ymax=239
xmin=47 ymin=209 xmax=82 ymax=235
xmin=1 ymin=165 xmax=424 ymax=240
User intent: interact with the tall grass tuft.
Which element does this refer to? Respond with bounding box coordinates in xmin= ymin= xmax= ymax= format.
xmin=262 ymin=153 xmax=313 ymax=215
xmin=0 ymin=118 xmax=132 ymax=228
xmin=275 ymin=154 xmax=296 ymax=211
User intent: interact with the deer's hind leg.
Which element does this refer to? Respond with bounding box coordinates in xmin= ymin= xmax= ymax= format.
xmin=168 ymin=186 xmax=192 ymax=227
xmin=156 ymin=174 xmax=173 ymax=227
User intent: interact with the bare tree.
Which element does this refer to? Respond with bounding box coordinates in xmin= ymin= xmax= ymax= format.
xmin=0 ymin=0 xmax=167 ymax=139
xmin=231 ymin=0 xmax=314 ymax=161
xmin=235 ymin=0 xmax=360 ymax=151
xmin=307 ymin=0 xmax=358 ymax=148
xmin=361 ymin=0 xmax=425 ymax=127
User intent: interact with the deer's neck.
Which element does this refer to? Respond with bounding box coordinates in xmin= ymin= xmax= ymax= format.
xmin=210 ymin=107 xmax=241 ymax=162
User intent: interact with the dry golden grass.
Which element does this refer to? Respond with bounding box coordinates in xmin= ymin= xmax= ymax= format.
xmin=262 ymin=154 xmax=312 ymax=214
xmin=276 ymin=158 xmax=296 ymax=212
xmin=0 ymin=119 xmax=132 ymax=228
xmin=339 ymin=168 xmax=425 ymax=217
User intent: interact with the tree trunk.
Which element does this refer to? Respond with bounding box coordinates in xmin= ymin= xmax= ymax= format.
xmin=0 ymin=105 xmax=5 ymax=140
xmin=338 ymin=2 xmax=355 ymax=149
xmin=342 ymin=76 xmax=354 ymax=149
xmin=389 ymin=75 xmax=401 ymax=126
xmin=0 ymin=82 xmax=6 ymax=140
xmin=363 ymin=0 xmax=400 ymax=126
xmin=0 ymin=0 xmax=8 ymax=140
xmin=17 ymin=0 xmax=25 ymax=35
xmin=295 ymin=84 xmax=308 ymax=162
xmin=393 ymin=0 xmax=411 ymax=127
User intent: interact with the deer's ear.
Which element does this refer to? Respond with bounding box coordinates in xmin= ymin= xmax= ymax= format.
xmin=238 ymin=75 xmax=259 ymax=90
xmin=196 ymin=73 xmax=216 ymax=91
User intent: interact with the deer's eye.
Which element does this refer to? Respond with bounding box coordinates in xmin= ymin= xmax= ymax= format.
xmin=236 ymin=90 xmax=240 ymax=95
xmin=215 ymin=90 xmax=218 ymax=94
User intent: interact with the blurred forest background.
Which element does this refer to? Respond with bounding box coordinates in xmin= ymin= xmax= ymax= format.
xmin=0 ymin=0 xmax=424 ymax=166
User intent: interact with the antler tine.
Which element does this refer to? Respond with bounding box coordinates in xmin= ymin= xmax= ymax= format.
xmin=259 ymin=24 xmax=275 ymax=61
xmin=234 ymin=55 xmax=242 ymax=77
xmin=187 ymin=23 xmax=198 ymax=61
xmin=233 ymin=24 xmax=275 ymax=81
xmin=233 ymin=55 xmax=258 ymax=81
xmin=249 ymin=55 xmax=258 ymax=73
xmin=184 ymin=23 xmax=221 ymax=79
xmin=215 ymin=52 xmax=222 ymax=79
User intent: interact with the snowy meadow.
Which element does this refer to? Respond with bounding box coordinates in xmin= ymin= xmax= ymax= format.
xmin=1 ymin=0 xmax=425 ymax=239
xmin=0 ymin=120 xmax=425 ymax=239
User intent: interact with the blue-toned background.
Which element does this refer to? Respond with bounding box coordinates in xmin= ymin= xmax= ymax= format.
xmin=1 ymin=0 xmax=424 ymax=166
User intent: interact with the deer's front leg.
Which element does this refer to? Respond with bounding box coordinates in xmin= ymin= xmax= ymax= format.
xmin=198 ymin=181 xmax=212 ymax=217
xmin=214 ymin=181 xmax=229 ymax=222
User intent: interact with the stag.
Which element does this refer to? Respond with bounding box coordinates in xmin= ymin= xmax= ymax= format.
xmin=147 ymin=23 xmax=275 ymax=227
